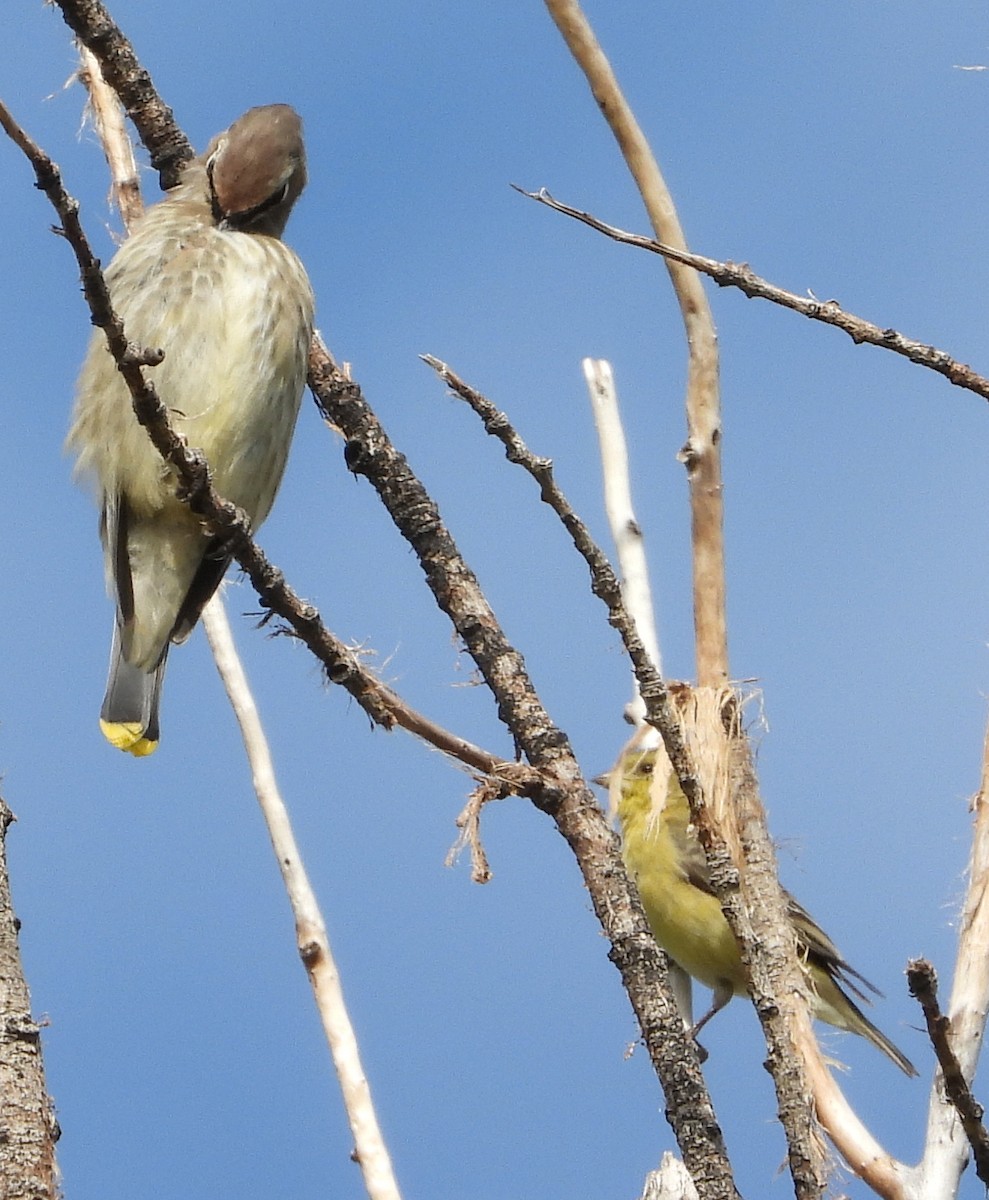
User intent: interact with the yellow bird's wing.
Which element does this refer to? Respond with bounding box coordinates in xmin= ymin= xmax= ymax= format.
xmin=786 ymin=893 xmax=881 ymax=1003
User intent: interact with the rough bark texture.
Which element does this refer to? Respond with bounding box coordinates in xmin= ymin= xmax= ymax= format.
xmin=55 ymin=0 xmax=193 ymax=189
xmin=0 ymin=798 xmax=59 ymax=1200
xmin=309 ymin=349 xmax=740 ymax=1198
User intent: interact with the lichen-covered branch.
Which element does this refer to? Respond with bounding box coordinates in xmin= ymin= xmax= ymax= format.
xmin=420 ymin=357 xmax=834 ymax=1196
xmin=419 ymin=355 xmax=700 ymax=789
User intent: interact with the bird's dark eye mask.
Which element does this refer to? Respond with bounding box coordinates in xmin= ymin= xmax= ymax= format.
xmin=206 ymin=153 xmax=291 ymax=230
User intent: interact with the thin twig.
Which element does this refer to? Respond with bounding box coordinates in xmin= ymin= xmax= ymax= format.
xmin=420 ymin=354 xmax=692 ymax=776
xmin=905 ymin=708 xmax=989 ymax=1198
xmin=581 ymin=360 xmax=696 ymax=1026
xmin=518 ymin=187 xmax=989 ymax=405
xmin=203 ymin=597 xmax=403 ymax=1200
xmin=908 ymin=962 xmax=989 ymax=1184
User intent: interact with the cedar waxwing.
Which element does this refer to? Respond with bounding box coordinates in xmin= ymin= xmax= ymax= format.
xmin=68 ymin=104 xmax=315 ymax=756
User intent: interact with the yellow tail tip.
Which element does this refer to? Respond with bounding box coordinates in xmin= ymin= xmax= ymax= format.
xmin=99 ymin=719 xmax=159 ymax=757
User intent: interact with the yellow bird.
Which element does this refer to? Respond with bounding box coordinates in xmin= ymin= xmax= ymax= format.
xmin=613 ymin=747 xmax=916 ymax=1075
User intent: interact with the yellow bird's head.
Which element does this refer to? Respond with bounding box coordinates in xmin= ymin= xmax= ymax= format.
xmin=610 ymin=746 xmax=691 ymax=836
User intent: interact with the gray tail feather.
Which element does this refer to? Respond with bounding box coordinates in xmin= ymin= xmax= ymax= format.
xmin=100 ymin=625 xmax=168 ymax=745
xmin=857 ymin=1006 xmax=918 ymax=1078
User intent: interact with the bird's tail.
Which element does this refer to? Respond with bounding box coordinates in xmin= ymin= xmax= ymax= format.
xmin=814 ymin=972 xmax=917 ymax=1077
xmin=99 ymin=625 xmax=167 ymax=757
xmin=857 ymin=1011 xmax=918 ymax=1078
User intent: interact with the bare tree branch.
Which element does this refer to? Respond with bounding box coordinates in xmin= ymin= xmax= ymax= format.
xmin=51 ymin=0 xmax=189 ymax=189
xmin=420 ymin=353 xmax=662 ymax=680
xmin=583 ymin=358 xmax=662 ymax=699
xmin=310 ymin=343 xmax=740 ymax=1198
xmin=425 ymin=238 xmax=915 ymax=1199
xmin=910 ymin=714 xmax=989 ymax=1194
xmin=535 ymin=15 xmax=829 ymax=1194
xmin=908 ymin=961 xmax=989 ymax=1185
xmin=582 ymin=360 xmax=699 ymax=1029
xmin=418 ymin=356 xmax=708 ymax=815
xmin=0 ymin=795 xmax=59 ymax=1200
xmin=203 ymin=597 xmax=404 ymax=1200
xmin=517 ymin=187 xmax=989 ymax=405
xmin=801 ymin=1052 xmax=909 ymax=1199
xmin=420 ymin=354 xmax=839 ymax=1195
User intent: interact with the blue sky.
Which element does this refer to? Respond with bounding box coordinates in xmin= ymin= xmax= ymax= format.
xmin=3 ymin=2 xmax=989 ymax=1197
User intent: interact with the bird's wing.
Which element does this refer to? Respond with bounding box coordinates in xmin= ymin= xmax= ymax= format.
xmin=786 ymin=891 xmax=882 ymax=1002
xmin=675 ymin=827 xmax=717 ymax=895
xmin=671 ymin=811 xmax=883 ymax=1005
xmin=169 ymin=536 xmax=232 ymax=645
